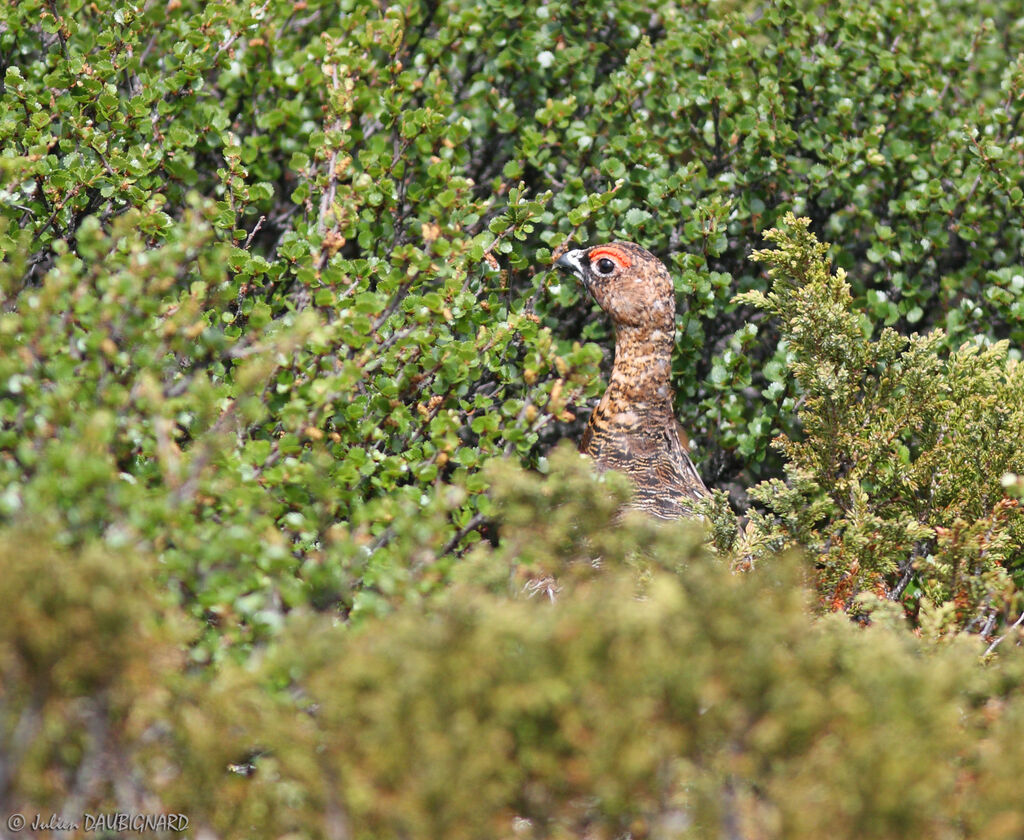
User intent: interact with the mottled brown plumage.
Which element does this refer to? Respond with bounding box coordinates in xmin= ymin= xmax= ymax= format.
xmin=555 ymin=241 xmax=708 ymax=519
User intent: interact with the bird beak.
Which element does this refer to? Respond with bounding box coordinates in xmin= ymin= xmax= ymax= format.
xmin=554 ymin=249 xmax=586 ymax=280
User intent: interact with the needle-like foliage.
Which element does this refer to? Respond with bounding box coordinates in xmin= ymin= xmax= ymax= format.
xmin=738 ymin=215 xmax=1024 ymax=632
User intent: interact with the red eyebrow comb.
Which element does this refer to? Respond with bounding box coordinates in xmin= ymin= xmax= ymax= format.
xmin=587 ymin=246 xmax=631 ymax=269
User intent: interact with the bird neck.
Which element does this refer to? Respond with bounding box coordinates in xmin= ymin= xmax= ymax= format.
xmin=607 ymin=323 xmax=675 ymax=407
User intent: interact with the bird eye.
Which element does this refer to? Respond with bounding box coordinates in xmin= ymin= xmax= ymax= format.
xmin=595 ymin=257 xmax=616 ymax=275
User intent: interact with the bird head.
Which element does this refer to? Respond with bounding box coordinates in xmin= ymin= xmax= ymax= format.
xmin=554 ymin=241 xmax=675 ymax=331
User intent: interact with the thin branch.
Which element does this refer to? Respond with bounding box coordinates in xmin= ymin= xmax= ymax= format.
xmin=984 ymin=610 xmax=1024 ymax=657
xmin=244 ymin=215 xmax=266 ymax=250
xmin=44 ymin=0 xmax=70 ymax=59
xmin=434 ymin=512 xmax=487 ymax=561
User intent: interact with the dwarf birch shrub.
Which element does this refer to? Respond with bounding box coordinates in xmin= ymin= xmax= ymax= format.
xmin=6 ymin=0 xmax=1024 ymax=650
xmin=2 ymin=0 xmax=614 ymax=653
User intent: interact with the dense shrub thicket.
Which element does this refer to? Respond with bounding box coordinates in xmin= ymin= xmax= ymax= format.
xmin=4 ymin=0 xmax=1024 ymax=834
xmin=5 ymin=0 xmax=1024 ymax=642
xmin=4 ymin=466 xmax=1024 ymax=840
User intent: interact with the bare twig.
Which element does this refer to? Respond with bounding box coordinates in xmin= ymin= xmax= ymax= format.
xmin=984 ymin=610 xmax=1024 ymax=657
xmin=317 ymin=61 xmax=350 ymax=242
xmin=244 ymin=215 xmax=266 ymax=250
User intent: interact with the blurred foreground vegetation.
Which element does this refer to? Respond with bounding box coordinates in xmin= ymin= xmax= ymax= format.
xmin=3 ymin=0 xmax=1024 ymax=835
xmin=5 ymin=463 xmax=1024 ymax=839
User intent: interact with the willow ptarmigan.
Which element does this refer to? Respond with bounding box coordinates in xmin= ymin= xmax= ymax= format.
xmin=555 ymin=241 xmax=709 ymax=519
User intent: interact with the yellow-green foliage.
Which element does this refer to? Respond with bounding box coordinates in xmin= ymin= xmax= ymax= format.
xmin=4 ymin=458 xmax=1024 ymax=839
xmin=739 ymin=216 xmax=1024 ymax=632
xmin=0 ymin=530 xmax=186 ymax=811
